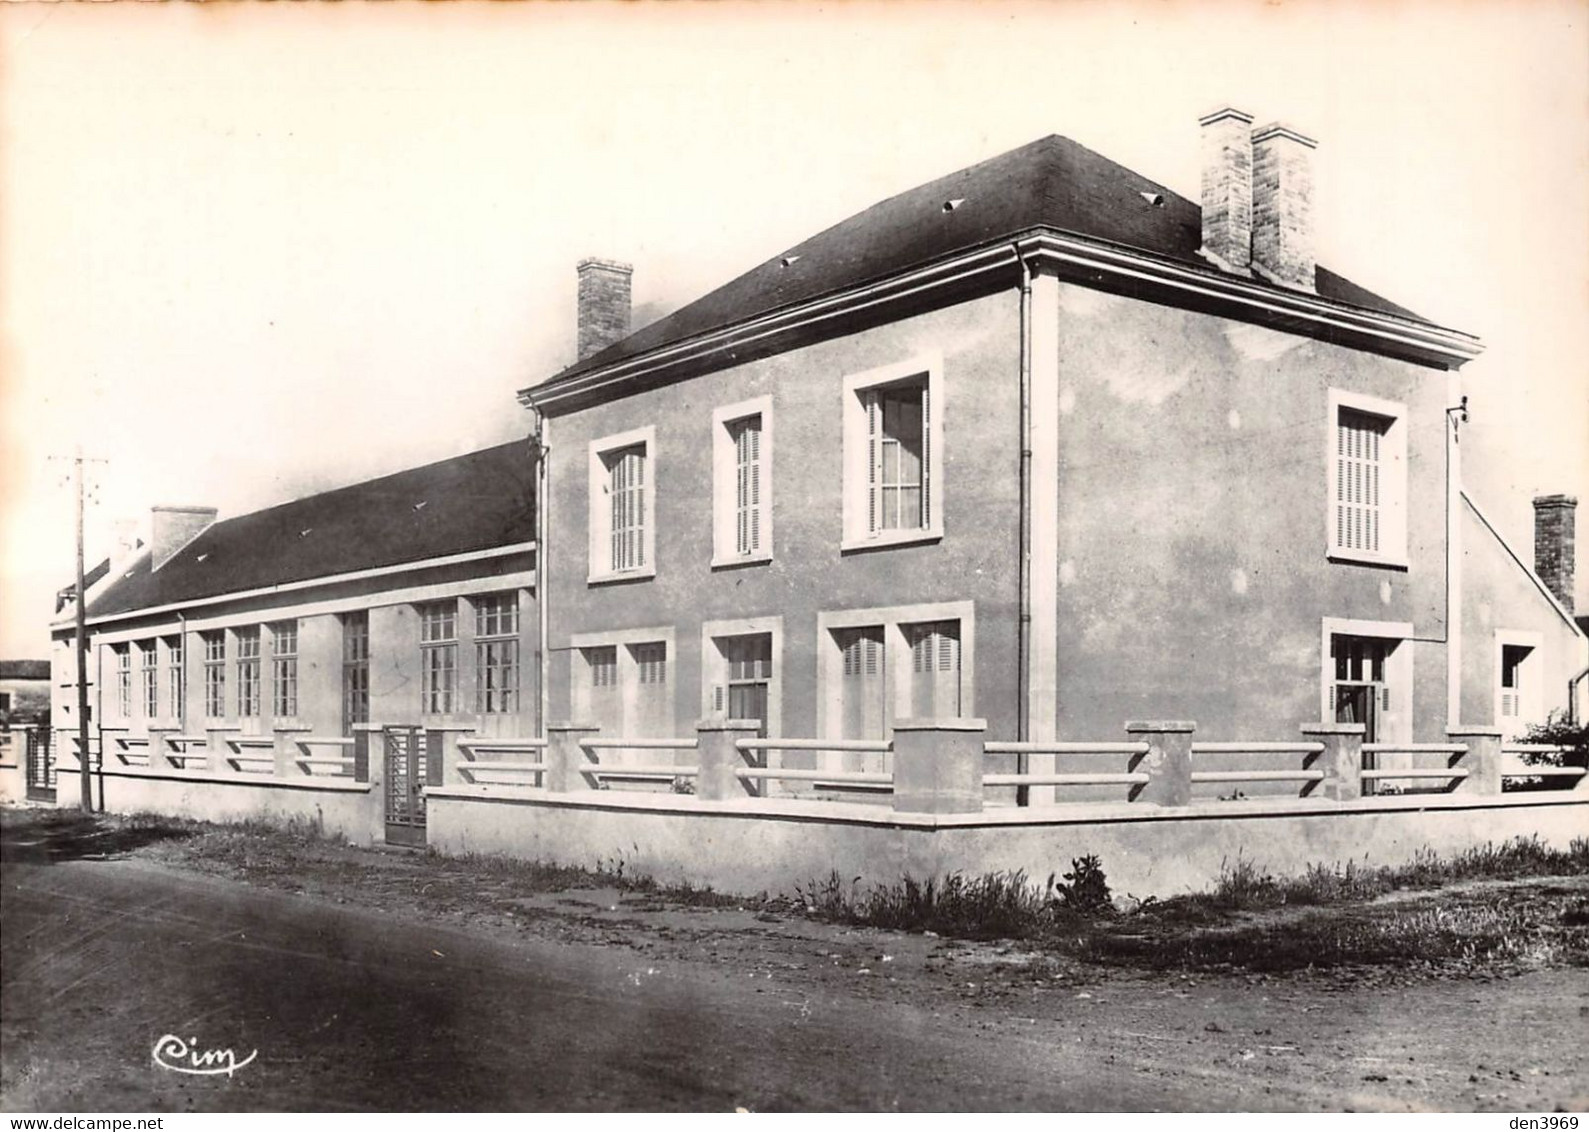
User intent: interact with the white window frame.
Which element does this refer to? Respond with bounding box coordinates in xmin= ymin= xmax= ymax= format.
xmin=138 ymin=639 xmax=158 ymax=719
xmin=711 ymin=396 xmax=773 ymax=568
xmin=235 ymin=626 xmax=261 ymax=719
xmin=418 ymin=600 xmax=459 ymax=716
xmin=473 ymin=592 xmax=520 ymax=715
xmin=1318 ymin=616 xmax=1413 ymax=745
xmin=1326 ymin=388 xmax=1408 ymax=568
xmin=842 ymin=353 xmax=944 ymax=551
xmin=700 ymin=615 xmax=784 ymax=736
xmin=588 ymin=425 xmax=657 ymax=584
xmin=1494 ymin=628 xmax=1544 ymax=739
xmin=270 ymin=620 xmax=298 ymax=720
xmin=817 ymin=600 xmax=974 ymax=739
xmin=569 ymin=625 xmax=677 ymax=735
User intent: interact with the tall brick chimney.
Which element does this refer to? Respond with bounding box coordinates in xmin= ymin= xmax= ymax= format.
xmin=576 ymin=258 xmax=633 ymax=361
xmin=151 ymin=505 xmax=217 ymax=571
xmin=1250 ymin=122 xmax=1317 ymax=292
xmin=1198 ymin=107 xmax=1254 ymax=273
xmin=1533 ymin=494 xmax=1577 ymax=613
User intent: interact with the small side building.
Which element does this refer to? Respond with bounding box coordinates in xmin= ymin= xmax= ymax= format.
xmin=48 ymin=441 xmax=538 ymax=841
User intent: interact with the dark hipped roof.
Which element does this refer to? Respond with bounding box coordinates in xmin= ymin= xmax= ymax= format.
xmin=541 ymin=133 xmax=1427 ymax=388
xmin=86 ymin=440 xmax=535 ymax=620
xmin=0 ymin=661 xmax=50 ymax=680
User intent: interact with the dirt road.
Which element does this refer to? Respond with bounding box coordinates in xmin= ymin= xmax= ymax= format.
xmin=3 ymin=820 xmax=1587 ymax=1111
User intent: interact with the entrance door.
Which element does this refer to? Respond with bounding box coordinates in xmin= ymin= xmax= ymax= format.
xmin=717 ymin=634 xmax=772 ymax=738
xmin=384 ymin=725 xmax=432 ymax=847
xmin=833 ymin=626 xmax=886 ymax=776
xmin=1332 ymin=634 xmax=1388 ymax=795
xmin=25 ymin=730 xmax=56 ymax=802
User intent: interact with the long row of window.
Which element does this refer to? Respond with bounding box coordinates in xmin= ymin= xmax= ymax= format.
xmin=108 ymin=591 xmax=523 ymax=727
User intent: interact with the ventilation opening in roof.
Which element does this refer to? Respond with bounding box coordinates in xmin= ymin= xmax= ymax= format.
xmin=942 ymin=198 xmax=965 ymax=213
xmin=780 ymin=255 xmax=801 ymax=268
xmin=1139 ymin=191 xmax=1165 ymax=207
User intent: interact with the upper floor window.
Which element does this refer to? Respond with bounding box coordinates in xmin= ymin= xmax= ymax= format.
xmin=270 ymin=621 xmax=298 ymax=718
xmin=712 ymin=398 xmax=773 ymax=566
xmin=1327 ymin=390 xmax=1407 ymax=566
xmin=588 ymin=427 xmax=656 ymax=582
xmin=419 ymin=600 xmax=457 ymax=714
xmin=474 ymin=593 xmax=519 ymax=714
xmin=236 ymin=627 xmax=261 ymax=718
xmin=843 ymin=355 xmax=943 ymax=550
xmin=202 ymin=631 xmax=225 ymax=718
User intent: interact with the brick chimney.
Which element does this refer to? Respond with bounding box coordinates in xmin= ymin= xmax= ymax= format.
xmin=1533 ymin=494 xmax=1577 ymax=613
xmin=1251 ymin=122 xmax=1317 ymax=292
xmin=1198 ymin=107 xmax=1254 ymax=273
xmin=576 ymin=258 xmax=633 ymax=361
xmin=151 ymin=505 xmax=217 ymax=571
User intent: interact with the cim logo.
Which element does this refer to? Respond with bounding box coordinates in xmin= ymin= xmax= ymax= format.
xmin=151 ymin=1033 xmax=258 ymax=1078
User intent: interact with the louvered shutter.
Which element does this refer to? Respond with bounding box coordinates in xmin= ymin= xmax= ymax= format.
xmin=865 ymin=390 xmax=879 ymax=536
xmin=748 ymin=421 xmax=761 ymax=553
xmin=1337 ymin=412 xmax=1383 ymax=554
xmin=920 ymin=382 xmax=931 ymax=529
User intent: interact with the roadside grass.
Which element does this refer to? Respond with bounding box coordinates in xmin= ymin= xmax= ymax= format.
xmin=6 ymin=807 xmax=1586 ymax=977
xmin=794 ymin=837 xmax=1589 ymax=975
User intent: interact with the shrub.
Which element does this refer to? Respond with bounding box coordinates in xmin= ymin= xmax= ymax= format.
xmin=1518 ymin=712 xmax=1589 ymax=771
xmin=1048 ymin=854 xmax=1112 ymax=913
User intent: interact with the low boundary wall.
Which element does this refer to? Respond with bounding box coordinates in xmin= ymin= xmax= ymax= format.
xmin=79 ymin=765 xmax=381 ymax=843
xmin=425 ymin=785 xmax=1588 ymax=898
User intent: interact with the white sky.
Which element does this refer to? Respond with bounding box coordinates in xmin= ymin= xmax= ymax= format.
xmin=2 ymin=0 xmax=1586 ymax=658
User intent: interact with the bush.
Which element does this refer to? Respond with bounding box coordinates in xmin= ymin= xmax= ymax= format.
xmin=1048 ymin=854 xmax=1112 ymax=913
xmin=1519 ymin=712 xmax=1589 ymax=770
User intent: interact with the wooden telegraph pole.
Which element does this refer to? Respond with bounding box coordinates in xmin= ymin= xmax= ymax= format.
xmin=73 ymin=451 xmax=93 ymax=813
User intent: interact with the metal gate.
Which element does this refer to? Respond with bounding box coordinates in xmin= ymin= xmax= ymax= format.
xmin=25 ymin=730 xmax=56 ymax=802
xmin=383 ymin=726 xmax=437 ymax=847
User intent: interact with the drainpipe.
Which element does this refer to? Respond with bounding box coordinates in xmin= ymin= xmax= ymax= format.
xmin=1015 ymin=244 xmax=1033 ymax=800
xmin=1570 ymin=664 xmax=1589 ymax=726
xmin=530 ymin=407 xmax=551 ymax=739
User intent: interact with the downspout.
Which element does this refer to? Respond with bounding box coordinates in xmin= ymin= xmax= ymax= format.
xmin=531 ymin=407 xmax=551 ymax=738
xmin=1015 ymin=244 xmax=1033 ymax=801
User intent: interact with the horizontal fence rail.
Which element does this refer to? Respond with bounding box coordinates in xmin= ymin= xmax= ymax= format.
xmin=38 ymin=716 xmax=1587 ymax=816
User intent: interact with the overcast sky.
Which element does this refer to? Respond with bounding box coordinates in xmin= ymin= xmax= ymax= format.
xmin=2 ymin=0 xmax=1585 ymax=657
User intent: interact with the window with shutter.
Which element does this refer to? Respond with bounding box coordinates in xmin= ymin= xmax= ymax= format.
xmin=1327 ymin=391 xmax=1406 ymax=565
xmin=843 ymin=356 xmax=941 ymax=549
xmin=606 ymin=444 xmax=647 ymax=573
xmin=589 ymin=427 xmax=657 ymax=583
xmin=1337 ymin=409 xmax=1385 ymax=554
xmin=732 ymin=415 xmax=762 ymax=556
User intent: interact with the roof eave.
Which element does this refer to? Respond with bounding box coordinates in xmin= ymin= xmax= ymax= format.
xmin=521 ymin=229 xmax=1482 ymax=414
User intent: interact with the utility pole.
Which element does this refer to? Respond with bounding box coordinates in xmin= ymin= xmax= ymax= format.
xmin=73 ymin=450 xmax=92 ymax=813
xmin=52 ymin=448 xmax=106 ymax=813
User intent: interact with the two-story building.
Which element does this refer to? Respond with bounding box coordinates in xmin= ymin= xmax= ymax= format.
xmin=522 ymin=108 xmax=1585 ymax=789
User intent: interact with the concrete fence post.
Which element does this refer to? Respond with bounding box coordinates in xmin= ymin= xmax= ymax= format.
xmin=1124 ymin=721 xmax=1196 ymax=806
xmin=695 ymin=719 xmax=759 ymax=801
xmin=352 ymin=730 xmax=370 ymax=784
xmin=1447 ymin=727 xmax=1503 ymax=796
xmin=892 ymin=718 xmax=987 ymax=814
xmin=1300 ymin=723 xmax=1365 ymax=801
xmin=546 ymin=722 xmax=600 ymax=793
xmin=273 ymin=733 xmax=297 ymax=778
